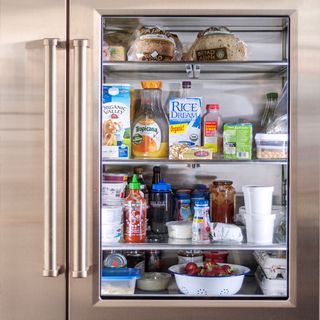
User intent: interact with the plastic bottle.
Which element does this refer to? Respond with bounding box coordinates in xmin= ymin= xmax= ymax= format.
xmin=123 ymin=174 xmax=147 ymax=243
xmin=132 ymin=81 xmax=168 ymax=159
xmin=202 ymin=104 xmax=223 ymax=156
xmin=192 ymin=200 xmax=211 ymax=243
xmin=149 ymin=180 xmax=174 ymax=235
xmin=175 ymin=192 xmax=192 ymax=222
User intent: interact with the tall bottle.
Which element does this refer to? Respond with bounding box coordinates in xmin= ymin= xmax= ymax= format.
xmin=181 ymin=80 xmax=191 ymax=98
xmin=133 ymin=167 xmax=149 ymax=204
xmin=192 ymin=200 xmax=211 ymax=243
xmin=123 ymin=174 xmax=147 ymax=243
xmin=152 ymin=166 xmax=161 ymax=184
xmin=202 ymin=104 xmax=223 ymax=156
xmin=132 ymin=81 xmax=168 ymax=159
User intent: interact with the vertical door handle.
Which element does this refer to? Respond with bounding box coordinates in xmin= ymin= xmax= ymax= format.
xmin=43 ymin=38 xmax=62 ymax=277
xmin=72 ymin=39 xmax=89 ymax=278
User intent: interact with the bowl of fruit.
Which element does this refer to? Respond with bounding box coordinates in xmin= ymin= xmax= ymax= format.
xmin=168 ymin=261 xmax=250 ymax=296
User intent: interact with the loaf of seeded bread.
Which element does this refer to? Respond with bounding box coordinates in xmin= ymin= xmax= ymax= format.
xmin=189 ymin=26 xmax=248 ymax=61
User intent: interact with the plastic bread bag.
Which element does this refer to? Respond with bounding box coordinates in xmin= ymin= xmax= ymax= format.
xmin=210 ymin=223 xmax=243 ymax=242
xmin=127 ymin=26 xmax=176 ymax=62
xmin=189 ymin=26 xmax=248 ymax=61
xmin=171 ymin=33 xmax=183 ymax=61
xmin=102 ymin=31 xmax=131 ymax=61
xmin=266 ymin=114 xmax=288 ymax=134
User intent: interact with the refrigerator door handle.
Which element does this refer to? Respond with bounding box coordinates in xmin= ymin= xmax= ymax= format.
xmin=43 ymin=38 xmax=62 ymax=277
xmin=72 ymin=39 xmax=89 ymax=278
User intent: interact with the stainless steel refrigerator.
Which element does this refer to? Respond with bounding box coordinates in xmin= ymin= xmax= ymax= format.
xmin=0 ymin=1 xmax=319 ymax=320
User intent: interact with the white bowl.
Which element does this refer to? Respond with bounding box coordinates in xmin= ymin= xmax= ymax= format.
xmin=169 ymin=263 xmax=250 ymax=296
xmin=136 ymin=272 xmax=171 ymax=291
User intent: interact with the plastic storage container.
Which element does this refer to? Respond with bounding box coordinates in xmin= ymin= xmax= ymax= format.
xmin=101 ymin=268 xmax=141 ymax=295
xmin=255 ymin=133 xmax=288 ymax=159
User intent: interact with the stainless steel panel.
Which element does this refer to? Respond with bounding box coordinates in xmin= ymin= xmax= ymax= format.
xmin=0 ymin=0 xmax=66 ymax=319
xmin=69 ymin=3 xmax=319 ymax=320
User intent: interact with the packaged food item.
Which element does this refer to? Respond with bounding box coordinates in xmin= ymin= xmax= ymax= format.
xmin=101 ymin=206 xmax=123 ymax=224
xmin=203 ymin=251 xmax=229 ymax=263
xmin=102 ymin=84 xmax=131 ymax=159
xmin=101 ymin=267 xmax=141 ymax=295
xmin=210 ymin=180 xmax=235 ymax=223
xmin=166 ymin=221 xmax=192 ymax=239
xmin=171 ymin=143 xmax=213 ymax=160
xmin=192 ymin=200 xmax=211 ymax=243
xmin=175 ymin=192 xmax=192 ymax=221
xmin=149 ymin=180 xmax=174 ymax=235
xmin=123 ymin=174 xmax=147 ymax=243
xmin=223 ymin=123 xmax=253 ymax=160
xmin=132 ymin=81 xmax=168 ymax=159
xmin=102 ymin=172 xmax=128 ymax=206
xmin=189 ymin=26 xmax=248 ymax=61
xmin=202 ymin=104 xmax=223 ymax=156
xmin=169 ymin=81 xmax=202 ymax=159
xmin=102 ymin=31 xmax=131 ymax=61
xmin=101 ymin=205 xmax=124 ymax=243
xmin=178 ymin=250 xmax=203 ymax=264
xmin=210 ymin=223 xmax=243 ymax=242
xmin=127 ymin=27 xmax=176 ymax=62
xmin=255 ymin=133 xmax=288 ymax=159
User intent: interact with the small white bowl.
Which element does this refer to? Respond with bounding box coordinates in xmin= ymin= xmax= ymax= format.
xmin=136 ymin=272 xmax=171 ymax=291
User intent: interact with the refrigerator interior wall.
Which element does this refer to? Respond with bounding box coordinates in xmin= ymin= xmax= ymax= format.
xmin=100 ymin=15 xmax=289 ymax=299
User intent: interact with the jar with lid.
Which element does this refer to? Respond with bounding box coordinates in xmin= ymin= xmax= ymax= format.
xmin=177 ymin=250 xmax=203 ymax=264
xmin=210 ymin=180 xmax=235 ymax=223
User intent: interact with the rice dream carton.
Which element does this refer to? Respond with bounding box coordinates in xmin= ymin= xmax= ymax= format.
xmin=102 ymin=84 xmax=131 ymax=159
xmin=223 ymin=123 xmax=253 ymax=160
xmin=169 ymin=97 xmax=202 ymax=159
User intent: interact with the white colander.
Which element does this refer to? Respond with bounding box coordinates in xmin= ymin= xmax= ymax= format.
xmin=169 ymin=263 xmax=250 ymax=296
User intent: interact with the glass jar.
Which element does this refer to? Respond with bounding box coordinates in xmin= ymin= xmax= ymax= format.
xmin=210 ymin=180 xmax=235 ymax=223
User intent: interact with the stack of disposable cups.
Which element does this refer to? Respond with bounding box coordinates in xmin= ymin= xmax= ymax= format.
xmin=242 ymin=186 xmax=275 ymax=244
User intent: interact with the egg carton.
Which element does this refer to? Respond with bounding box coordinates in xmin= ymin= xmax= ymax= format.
xmin=253 ymin=251 xmax=287 ymax=280
xmin=255 ymin=266 xmax=287 ymax=296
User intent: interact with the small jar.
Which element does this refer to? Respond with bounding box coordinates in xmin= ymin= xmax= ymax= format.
xmin=210 ymin=180 xmax=235 ymax=223
xmin=177 ymin=250 xmax=203 ymax=264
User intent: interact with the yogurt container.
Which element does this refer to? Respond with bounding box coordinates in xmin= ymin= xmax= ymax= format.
xmin=102 ymin=172 xmax=128 ymax=206
xmin=166 ymin=221 xmax=192 ymax=239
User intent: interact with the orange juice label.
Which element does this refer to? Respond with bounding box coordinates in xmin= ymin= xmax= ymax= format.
xmin=204 ymin=121 xmax=217 ymax=137
xmin=132 ymin=119 xmax=161 ymax=154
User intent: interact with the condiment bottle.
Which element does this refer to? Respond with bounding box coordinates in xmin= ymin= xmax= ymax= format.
xmin=133 ymin=167 xmax=149 ymax=204
xmin=202 ymin=104 xmax=223 ymax=156
xmin=152 ymin=166 xmax=161 ymax=184
xmin=192 ymin=200 xmax=211 ymax=243
xmin=210 ymin=180 xmax=235 ymax=223
xmin=175 ymin=192 xmax=192 ymax=222
xmin=132 ymin=81 xmax=168 ymax=159
xmin=123 ymin=174 xmax=147 ymax=243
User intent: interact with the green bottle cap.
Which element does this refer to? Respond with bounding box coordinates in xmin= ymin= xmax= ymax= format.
xmin=129 ymin=174 xmax=140 ymax=190
xmin=267 ymin=92 xmax=278 ymax=100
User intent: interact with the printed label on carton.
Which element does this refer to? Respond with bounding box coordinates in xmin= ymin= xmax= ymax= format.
xmin=102 ymin=84 xmax=131 ymax=159
xmin=169 ymin=97 xmax=202 ymax=158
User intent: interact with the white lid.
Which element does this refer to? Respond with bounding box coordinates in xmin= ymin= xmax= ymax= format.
xmin=255 ymin=133 xmax=288 ymax=142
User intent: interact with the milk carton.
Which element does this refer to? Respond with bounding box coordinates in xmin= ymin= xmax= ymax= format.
xmin=102 ymin=84 xmax=131 ymax=159
xmin=169 ymin=97 xmax=202 ymax=159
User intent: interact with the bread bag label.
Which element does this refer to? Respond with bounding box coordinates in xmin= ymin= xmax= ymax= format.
xmin=196 ymin=47 xmax=228 ymax=61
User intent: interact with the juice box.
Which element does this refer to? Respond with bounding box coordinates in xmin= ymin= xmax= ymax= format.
xmin=102 ymin=84 xmax=131 ymax=159
xmin=169 ymin=97 xmax=202 ymax=159
xmin=223 ymin=123 xmax=253 ymax=160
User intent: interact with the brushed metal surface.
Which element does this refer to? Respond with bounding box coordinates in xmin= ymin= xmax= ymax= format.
xmin=69 ymin=2 xmax=319 ymax=320
xmin=72 ymin=39 xmax=89 ymax=278
xmin=0 ymin=0 xmax=66 ymax=319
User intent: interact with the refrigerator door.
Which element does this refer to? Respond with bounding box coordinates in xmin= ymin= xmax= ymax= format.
xmin=69 ymin=2 xmax=319 ymax=320
xmin=0 ymin=1 xmax=67 ymax=319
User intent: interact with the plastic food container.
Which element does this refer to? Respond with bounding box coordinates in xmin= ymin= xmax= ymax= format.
xmin=255 ymin=133 xmax=288 ymax=159
xmin=166 ymin=221 xmax=192 ymax=239
xmin=169 ymin=263 xmax=250 ymax=296
xmin=101 ymin=223 xmax=123 ymax=243
xmin=136 ymin=272 xmax=171 ymax=291
xmin=101 ymin=268 xmax=141 ymax=295
xmin=102 ymin=173 xmax=128 ymax=206
xmin=101 ymin=206 xmax=123 ymax=224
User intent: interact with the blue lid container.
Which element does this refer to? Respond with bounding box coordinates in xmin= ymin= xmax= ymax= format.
xmin=101 ymin=267 xmax=141 ymax=280
xmin=194 ymin=200 xmax=209 ymax=207
xmin=152 ymin=180 xmax=172 ymax=192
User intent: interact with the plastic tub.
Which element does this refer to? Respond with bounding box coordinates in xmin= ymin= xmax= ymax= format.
xmin=244 ymin=213 xmax=275 ymax=244
xmin=255 ymin=133 xmax=288 ymax=159
xmin=166 ymin=221 xmax=192 ymax=239
xmin=101 ymin=223 xmax=123 ymax=243
xmin=101 ymin=206 xmax=123 ymax=224
xmin=101 ymin=267 xmax=141 ymax=295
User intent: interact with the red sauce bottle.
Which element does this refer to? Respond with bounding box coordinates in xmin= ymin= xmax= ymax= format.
xmin=123 ymin=174 xmax=147 ymax=243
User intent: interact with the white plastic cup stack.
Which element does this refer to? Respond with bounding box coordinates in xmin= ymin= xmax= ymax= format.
xmin=242 ymin=186 xmax=275 ymax=244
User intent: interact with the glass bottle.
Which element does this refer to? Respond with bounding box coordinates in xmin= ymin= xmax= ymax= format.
xmin=152 ymin=166 xmax=161 ymax=184
xmin=132 ymin=81 xmax=168 ymax=159
xmin=181 ymin=80 xmax=191 ymax=98
xmin=123 ymin=174 xmax=147 ymax=243
xmin=210 ymin=180 xmax=235 ymax=224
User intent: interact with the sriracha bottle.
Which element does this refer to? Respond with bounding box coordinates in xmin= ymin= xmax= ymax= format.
xmin=124 ymin=174 xmax=147 ymax=243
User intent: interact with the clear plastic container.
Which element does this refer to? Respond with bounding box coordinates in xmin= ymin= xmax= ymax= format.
xmin=101 ymin=268 xmax=141 ymax=295
xmin=255 ymin=133 xmax=288 ymax=159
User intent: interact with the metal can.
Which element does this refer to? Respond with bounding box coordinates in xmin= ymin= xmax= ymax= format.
xmin=103 ymin=252 xmax=127 ymax=268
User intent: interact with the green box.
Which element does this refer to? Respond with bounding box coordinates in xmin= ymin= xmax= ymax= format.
xmin=223 ymin=123 xmax=253 ymax=160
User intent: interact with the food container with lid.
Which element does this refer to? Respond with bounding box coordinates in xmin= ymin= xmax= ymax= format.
xmin=166 ymin=221 xmax=192 ymax=239
xmin=101 ymin=267 xmax=141 ymax=295
xmin=136 ymin=272 xmax=171 ymax=291
xmin=102 ymin=172 xmax=128 ymax=206
xmin=101 ymin=223 xmax=123 ymax=243
xmin=101 ymin=206 xmax=123 ymax=224
xmin=178 ymin=250 xmax=203 ymax=264
xmin=255 ymin=133 xmax=288 ymax=159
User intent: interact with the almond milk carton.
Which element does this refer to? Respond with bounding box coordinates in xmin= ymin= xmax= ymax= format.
xmin=169 ymin=97 xmax=202 ymax=159
xmin=102 ymin=84 xmax=131 ymax=159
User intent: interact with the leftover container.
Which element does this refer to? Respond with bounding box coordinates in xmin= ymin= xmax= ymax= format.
xmin=101 ymin=268 xmax=141 ymax=295
xmin=255 ymin=133 xmax=288 ymax=159
xmin=102 ymin=173 xmax=127 ymax=206
xmin=136 ymin=272 xmax=171 ymax=291
xmin=166 ymin=221 xmax=192 ymax=239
